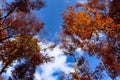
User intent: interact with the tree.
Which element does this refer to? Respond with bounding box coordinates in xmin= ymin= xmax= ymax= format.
xmin=62 ymin=0 xmax=120 ymax=79
xmin=0 ymin=0 xmax=50 ymax=79
xmin=109 ymin=0 xmax=120 ymax=24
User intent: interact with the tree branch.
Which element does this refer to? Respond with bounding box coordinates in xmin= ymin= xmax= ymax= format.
xmin=0 ymin=35 xmax=13 ymax=42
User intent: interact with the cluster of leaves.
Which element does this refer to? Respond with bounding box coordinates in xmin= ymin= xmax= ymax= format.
xmin=0 ymin=0 xmax=51 ymax=79
xmin=62 ymin=0 xmax=120 ymax=79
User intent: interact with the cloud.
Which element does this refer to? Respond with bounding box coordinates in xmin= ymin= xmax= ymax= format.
xmin=0 ymin=41 xmax=83 ymax=80
xmin=34 ymin=72 xmax=42 ymax=80
xmin=77 ymin=0 xmax=87 ymax=4
xmin=75 ymin=48 xmax=84 ymax=57
xmin=34 ymin=42 xmax=75 ymax=80
xmin=1 ymin=61 xmax=17 ymax=80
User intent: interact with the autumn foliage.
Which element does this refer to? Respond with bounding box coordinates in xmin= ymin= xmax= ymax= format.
xmin=0 ymin=0 xmax=50 ymax=79
xmin=62 ymin=0 xmax=120 ymax=79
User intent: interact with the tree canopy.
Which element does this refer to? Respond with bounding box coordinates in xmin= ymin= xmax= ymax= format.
xmin=0 ymin=0 xmax=50 ymax=79
xmin=0 ymin=0 xmax=120 ymax=80
xmin=62 ymin=0 xmax=120 ymax=79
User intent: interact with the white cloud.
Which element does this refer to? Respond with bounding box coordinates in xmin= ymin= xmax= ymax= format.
xmin=34 ymin=72 xmax=42 ymax=80
xmin=34 ymin=42 xmax=75 ymax=80
xmin=76 ymin=48 xmax=83 ymax=53
xmin=1 ymin=61 xmax=17 ymax=80
xmin=0 ymin=41 xmax=83 ymax=80
xmin=75 ymin=48 xmax=84 ymax=57
xmin=77 ymin=0 xmax=87 ymax=4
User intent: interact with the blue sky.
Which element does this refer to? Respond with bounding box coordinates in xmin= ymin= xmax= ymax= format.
xmin=39 ymin=0 xmax=77 ymax=41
